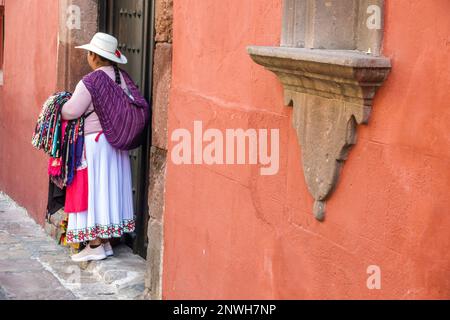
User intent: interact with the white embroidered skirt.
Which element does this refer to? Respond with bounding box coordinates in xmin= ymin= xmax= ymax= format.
xmin=66 ymin=133 xmax=135 ymax=243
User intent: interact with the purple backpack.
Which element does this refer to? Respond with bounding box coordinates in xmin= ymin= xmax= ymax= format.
xmin=82 ymin=68 xmax=150 ymax=150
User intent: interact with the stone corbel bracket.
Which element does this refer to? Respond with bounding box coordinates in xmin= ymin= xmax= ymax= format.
xmin=247 ymin=46 xmax=391 ymax=220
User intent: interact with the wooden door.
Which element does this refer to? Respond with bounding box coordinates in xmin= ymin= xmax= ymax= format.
xmin=99 ymin=0 xmax=153 ymax=258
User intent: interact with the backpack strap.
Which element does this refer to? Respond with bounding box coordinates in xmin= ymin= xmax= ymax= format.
xmin=84 ymin=110 xmax=95 ymax=119
xmin=121 ymin=69 xmax=149 ymax=109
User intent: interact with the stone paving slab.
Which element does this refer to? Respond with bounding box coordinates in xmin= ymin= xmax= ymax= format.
xmin=0 ymin=192 xmax=147 ymax=300
xmin=0 ymin=270 xmax=76 ymax=300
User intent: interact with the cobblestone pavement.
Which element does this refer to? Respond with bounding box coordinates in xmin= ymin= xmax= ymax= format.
xmin=0 ymin=192 xmax=147 ymax=300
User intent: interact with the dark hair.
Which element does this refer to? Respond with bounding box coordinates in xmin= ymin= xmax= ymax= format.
xmin=113 ymin=64 xmax=121 ymax=85
xmin=89 ymin=51 xmax=121 ymax=85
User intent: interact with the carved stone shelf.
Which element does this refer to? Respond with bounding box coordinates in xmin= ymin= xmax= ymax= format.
xmin=248 ymin=46 xmax=391 ymax=220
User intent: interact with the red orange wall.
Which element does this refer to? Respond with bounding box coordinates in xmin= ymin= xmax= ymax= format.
xmin=0 ymin=6 xmax=4 ymax=69
xmin=0 ymin=0 xmax=59 ymax=225
xmin=164 ymin=0 xmax=450 ymax=299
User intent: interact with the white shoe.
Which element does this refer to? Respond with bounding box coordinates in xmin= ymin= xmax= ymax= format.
xmin=103 ymin=242 xmax=114 ymax=257
xmin=71 ymin=244 xmax=107 ymax=262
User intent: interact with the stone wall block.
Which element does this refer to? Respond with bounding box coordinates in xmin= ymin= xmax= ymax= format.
xmin=148 ymin=146 xmax=167 ymax=223
xmin=155 ymin=0 xmax=173 ymax=43
xmin=151 ymin=43 xmax=172 ymax=150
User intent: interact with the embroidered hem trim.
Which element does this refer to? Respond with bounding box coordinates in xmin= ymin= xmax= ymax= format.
xmin=66 ymin=219 xmax=135 ymax=243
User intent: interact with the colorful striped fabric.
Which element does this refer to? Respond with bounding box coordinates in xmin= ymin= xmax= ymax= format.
xmin=32 ymin=92 xmax=86 ymax=188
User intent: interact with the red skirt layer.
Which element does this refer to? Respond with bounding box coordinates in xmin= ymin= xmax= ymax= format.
xmin=65 ymin=167 xmax=88 ymax=213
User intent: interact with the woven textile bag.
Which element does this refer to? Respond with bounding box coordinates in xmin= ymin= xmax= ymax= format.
xmin=82 ymin=69 xmax=150 ymax=150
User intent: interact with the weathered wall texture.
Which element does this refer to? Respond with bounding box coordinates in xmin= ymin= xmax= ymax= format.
xmin=57 ymin=0 xmax=98 ymax=92
xmin=144 ymin=0 xmax=172 ymax=300
xmin=0 ymin=0 xmax=59 ymax=225
xmin=163 ymin=0 xmax=450 ymax=299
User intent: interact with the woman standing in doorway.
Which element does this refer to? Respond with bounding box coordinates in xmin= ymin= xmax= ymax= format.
xmin=61 ymin=33 xmax=136 ymax=262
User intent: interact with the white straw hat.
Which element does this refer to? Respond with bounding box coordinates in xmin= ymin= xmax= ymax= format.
xmin=75 ymin=32 xmax=128 ymax=64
